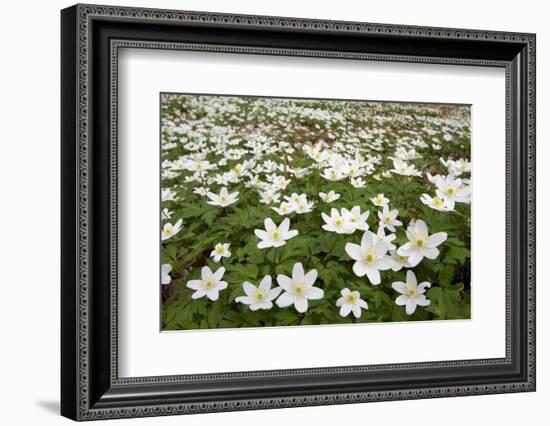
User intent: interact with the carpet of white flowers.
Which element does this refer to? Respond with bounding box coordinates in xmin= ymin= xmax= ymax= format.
xmin=160 ymin=94 xmax=471 ymax=330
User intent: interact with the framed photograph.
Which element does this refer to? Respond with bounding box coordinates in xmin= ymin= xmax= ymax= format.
xmin=61 ymin=4 xmax=536 ymax=421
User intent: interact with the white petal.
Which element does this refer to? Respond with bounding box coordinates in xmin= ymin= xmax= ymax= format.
xmin=304 ymin=269 xmax=318 ymax=286
xmin=395 ymin=294 xmax=408 ymax=306
xmin=213 ymin=267 xmax=225 ymax=281
xmin=415 ymin=219 xmax=428 ymax=236
xmin=428 ymin=232 xmax=448 ymax=247
xmin=276 ymin=275 xmax=292 ymax=291
xmin=392 ymin=281 xmax=406 ymax=294
xmin=200 ymin=266 xmax=212 ymax=280
xmin=345 ymin=243 xmax=362 ymax=260
xmin=235 ymin=296 xmax=252 ymax=305
xmin=407 ymin=252 xmax=423 ymax=267
xmin=352 ymin=261 xmax=367 ymax=277
xmin=415 ymin=295 xmax=431 ymax=307
xmin=294 ymin=296 xmax=308 ymax=313
xmin=304 ymin=286 xmax=324 ymax=300
xmin=284 ymin=229 xmax=299 ymax=240
xmin=276 ymin=292 xmax=294 ymax=307
xmin=422 ymin=247 xmax=440 ymax=259
xmin=243 ymin=281 xmax=256 ymax=296
xmin=264 ymin=218 xmax=276 ymax=231
xmin=405 ymin=299 xmax=417 ymax=315
xmin=191 ymin=290 xmax=206 ymax=299
xmin=406 ymin=270 xmax=417 ymax=286
xmin=259 ymin=275 xmax=272 ymax=291
xmin=254 ymin=229 xmax=268 ymax=240
xmin=397 ymin=243 xmax=412 ymax=256
xmin=292 ymin=262 xmax=305 ymax=282
xmin=357 ymin=299 xmax=368 ymax=310
xmin=186 ymin=280 xmax=202 ymax=290
xmin=365 ymin=267 xmax=381 ymax=285
xmin=375 ymin=256 xmax=393 ymax=271
xmin=267 ymin=287 xmax=282 ymax=300
xmin=340 ymin=304 xmax=352 ymax=317
xmin=279 ymin=218 xmax=290 ymax=232
xmin=257 ymin=240 xmax=272 ymax=249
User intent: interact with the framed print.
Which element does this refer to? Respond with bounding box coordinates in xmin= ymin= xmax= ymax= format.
xmin=60 ymin=4 xmax=536 ymax=421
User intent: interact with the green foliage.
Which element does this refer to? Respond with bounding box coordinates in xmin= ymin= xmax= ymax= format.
xmin=160 ymin=95 xmax=471 ymax=330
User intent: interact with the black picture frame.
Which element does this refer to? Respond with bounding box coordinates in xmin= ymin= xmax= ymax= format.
xmin=61 ymin=4 xmax=536 ymax=421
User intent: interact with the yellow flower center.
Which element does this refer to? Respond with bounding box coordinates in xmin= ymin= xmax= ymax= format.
xmin=433 ymin=197 xmax=444 ymax=206
xmin=404 ymin=285 xmax=418 ymax=298
xmin=292 ymin=282 xmax=306 ymax=295
xmin=271 ymin=230 xmax=282 ymax=240
xmin=416 ymin=239 xmax=425 ymax=248
xmin=346 ymin=293 xmax=358 ymax=304
xmin=215 ymin=246 xmax=225 ymax=254
xmin=255 ymin=291 xmax=265 ymax=301
xmin=204 ymin=278 xmax=214 ymax=289
xmin=219 ymin=195 xmax=227 ymax=202
xmin=335 ymin=218 xmax=344 ymax=226
xmin=447 ymin=187 xmax=456 ymax=196
xmin=384 ymin=215 xmax=392 ymax=223
xmin=364 ymin=252 xmax=375 ymax=263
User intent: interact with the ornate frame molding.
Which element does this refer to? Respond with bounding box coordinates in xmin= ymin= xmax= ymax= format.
xmin=61 ymin=4 xmax=536 ymax=421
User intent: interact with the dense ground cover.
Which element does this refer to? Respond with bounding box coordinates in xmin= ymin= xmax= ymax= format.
xmin=160 ymin=94 xmax=471 ymax=330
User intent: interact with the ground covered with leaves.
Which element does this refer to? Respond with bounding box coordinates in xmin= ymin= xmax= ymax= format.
xmin=160 ymin=94 xmax=471 ymax=330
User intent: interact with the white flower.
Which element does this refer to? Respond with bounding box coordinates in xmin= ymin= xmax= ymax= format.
xmin=186 ymin=266 xmax=228 ymax=301
xmin=161 ymin=264 xmax=172 ymax=285
xmin=342 ymin=206 xmax=369 ymax=232
xmin=162 ymin=188 xmax=177 ymax=202
xmin=420 ymin=194 xmax=453 ymax=211
xmin=345 ymin=231 xmax=393 ymax=284
xmin=276 ymin=263 xmax=324 ymax=313
xmin=441 ymin=157 xmax=471 ymax=176
xmin=184 ymin=159 xmax=214 ymax=173
xmin=397 ymin=219 xmax=448 ymax=267
xmin=370 ymin=193 xmax=389 ymax=207
xmin=389 ymin=250 xmax=412 ymax=271
xmin=321 ymin=168 xmax=346 ymax=181
xmin=375 ymin=226 xmax=396 ymax=251
xmin=350 ymin=177 xmax=366 ymax=188
xmin=193 ymin=186 xmax=208 ymax=196
xmin=378 ymin=205 xmax=402 ymax=232
xmin=433 ymin=175 xmax=470 ymax=209
xmin=254 ymin=218 xmax=298 ymax=249
xmin=391 ymin=159 xmax=420 ymax=176
xmin=321 ymin=208 xmax=355 ymax=234
xmin=161 ymin=219 xmax=183 ymax=241
xmin=272 ymin=201 xmax=295 ymax=216
xmin=206 ymin=187 xmax=239 ymax=207
xmin=319 ymin=190 xmax=341 ymax=203
xmin=290 ymin=194 xmax=314 ymax=214
xmin=336 ymin=288 xmax=368 ymax=318
xmin=210 ymin=243 xmax=231 ymax=262
xmin=392 ymin=270 xmax=431 ymax=315
xmin=235 ymin=275 xmax=282 ymax=311
xmin=259 ymin=189 xmax=280 ymax=205
xmin=161 ymin=208 xmax=172 ymax=220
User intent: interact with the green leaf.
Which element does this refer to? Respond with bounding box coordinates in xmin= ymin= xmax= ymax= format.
xmin=201 ymin=209 xmax=219 ymax=226
xmin=444 ymin=246 xmax=470 ymax=264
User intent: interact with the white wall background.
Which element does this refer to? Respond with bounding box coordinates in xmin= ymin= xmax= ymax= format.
xmin=0 ymin=0 xmax=546 ymax=424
